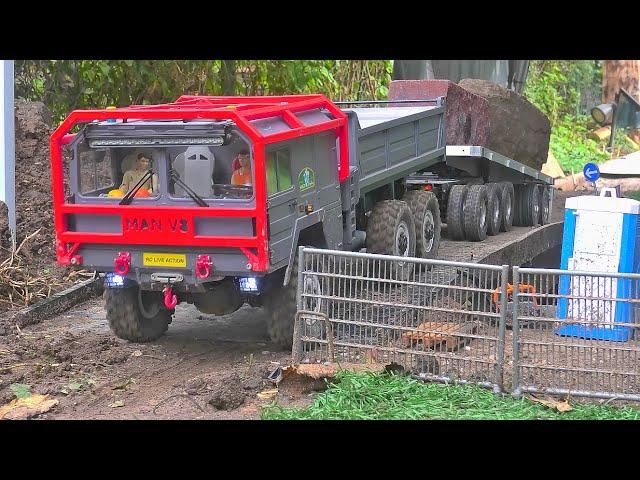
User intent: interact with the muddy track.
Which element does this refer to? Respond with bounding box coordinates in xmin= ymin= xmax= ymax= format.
xmin=0 ymin=301 xmax=307 ymax=420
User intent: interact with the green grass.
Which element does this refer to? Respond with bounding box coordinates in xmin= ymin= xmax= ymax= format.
xmin=261 ymin=371 xmax=640 ymax=420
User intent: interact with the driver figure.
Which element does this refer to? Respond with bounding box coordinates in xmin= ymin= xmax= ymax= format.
xmin=230 ymin=150 xmax=252 ymax=186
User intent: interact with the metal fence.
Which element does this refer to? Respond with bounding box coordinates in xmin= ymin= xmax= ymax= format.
xmin=512 ymin=267 xmax=640 ymax=401
xmin=293 ymin=247 xmax=509 ymax=392
xmin=294 ymin=248 xmax=640 ymax=402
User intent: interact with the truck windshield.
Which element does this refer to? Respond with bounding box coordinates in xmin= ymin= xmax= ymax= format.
xmin=77 ymin=145 xmax=160 ymax=200
xmin=167 ymin=146 xmax=253 ymax=200
xmin=76 ymin=140 xmax=254 ymax=202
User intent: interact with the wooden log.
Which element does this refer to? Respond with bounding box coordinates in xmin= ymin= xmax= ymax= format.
xmin=588 ymin=126 xmax=611 ymax=142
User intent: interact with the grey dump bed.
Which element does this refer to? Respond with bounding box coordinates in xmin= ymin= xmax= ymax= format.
xmin=343 ymin=105 xmax=553 ymax=192
xmin=344 ymin=106 xmax=446 ymax=196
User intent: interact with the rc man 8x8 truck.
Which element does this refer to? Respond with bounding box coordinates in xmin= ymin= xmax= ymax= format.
xmin=50 ymin=94 xmax=553 ymax=348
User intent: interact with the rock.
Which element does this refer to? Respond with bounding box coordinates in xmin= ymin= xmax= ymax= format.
xmin=457 ymin=79 xmax=550 ymax=171
xmin=389 ymin=79 xmax=490 ymax=146
xmin=388 ymin=79 xmax=551 ymax=172
xmin=207 ymin=374 xmax=245 ymax=410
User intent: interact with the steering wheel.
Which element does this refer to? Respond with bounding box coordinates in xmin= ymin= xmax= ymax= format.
xmin=212 ymin=184 xmax=253 ymax=199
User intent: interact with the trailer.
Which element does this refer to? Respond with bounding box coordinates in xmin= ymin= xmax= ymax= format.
xmin=49 ymin=94 xmax=553 ymax=348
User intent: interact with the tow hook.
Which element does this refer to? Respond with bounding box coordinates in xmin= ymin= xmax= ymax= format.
xmin=196 ymin=254 xmax=213 ymax=279
xmin=114 ymin=252 xmax=131 ymax=276
xmin=163 ymin=285 xmax=178 ymax=310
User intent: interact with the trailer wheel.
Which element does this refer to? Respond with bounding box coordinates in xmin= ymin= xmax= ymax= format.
xmin=485 ymin=183 xmax=502 ymax=236
xmin=403 ymin=190 xmax=441 ymax=259
xmin=498 ymin=182 xmax=515 ymax=232
xmin=515 ymin=184 xmax=540 ymax=226
xmin=446 ymin=184 xmax=469 ymax=240
xmin=366 ymin=200 xmax=416 ymax=280
xmin=463 ymin=184 xmax=489 ymax=242
xmin=539 ymin=186 xmax=551 ymax=225
xmin=104 ymin=286 xmax=171 ymax=342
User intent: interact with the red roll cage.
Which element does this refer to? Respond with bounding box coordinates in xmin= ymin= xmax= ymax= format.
xmin=50 ymin=94 xmax=349 ymax=272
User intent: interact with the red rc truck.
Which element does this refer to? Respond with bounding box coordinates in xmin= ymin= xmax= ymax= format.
xmin=50 ymin=94 xmax=552 ymax=348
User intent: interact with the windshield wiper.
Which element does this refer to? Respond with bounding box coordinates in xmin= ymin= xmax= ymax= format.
xmin=169 ymin=169 xmax=208 ymax=207
xmin=120 ymin=169 xmax=153 ymax=206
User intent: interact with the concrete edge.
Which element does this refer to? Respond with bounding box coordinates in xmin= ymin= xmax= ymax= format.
xmin=9 ymin=277 xmax=104 ymax=328
xmin=478 ymin=221 xmax=564 ymax=267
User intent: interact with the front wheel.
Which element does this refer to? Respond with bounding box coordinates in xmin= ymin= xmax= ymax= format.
xmin=104 ymin=286 xmax=172 ymax=342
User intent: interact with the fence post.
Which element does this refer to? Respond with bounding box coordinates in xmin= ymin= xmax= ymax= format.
xmin=495 ymin=264 xmax=509 ymax=393
xmin=511 ymin=266 xmax=521 ymax=398
xmin=291 ymin=246 xmax=306 ymax=364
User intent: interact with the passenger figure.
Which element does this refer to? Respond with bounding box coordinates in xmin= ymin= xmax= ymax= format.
xmin=230 ymin=150 xmax=252 ymax=186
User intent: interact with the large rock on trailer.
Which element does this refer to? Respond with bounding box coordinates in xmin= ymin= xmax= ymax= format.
xmin=388 ymin=80 xmax=490 ymax=146
xmin=388 ymin=79 xmax=551 ymax=171
xmin=457 ymin=78 xmax=550 ymax=171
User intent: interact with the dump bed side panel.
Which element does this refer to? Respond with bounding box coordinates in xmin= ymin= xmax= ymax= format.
xmin=346 ymin=107 xmax=446 ymax=196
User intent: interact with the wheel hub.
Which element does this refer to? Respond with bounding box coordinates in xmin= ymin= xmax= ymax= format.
xmin=396 ymin=221 xmax=410 ymax=257
xmin=423 ymin=211 xmax=435 ymax=252
xmin=479 ymin=202 xmax=487 ymax=229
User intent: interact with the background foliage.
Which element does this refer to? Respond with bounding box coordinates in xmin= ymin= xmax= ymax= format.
xmin=15 ymin=60 xmax=392 ymax=123
xmin=524 ymin=60 xmax=633 ymax=173
xmin=17 ymin=59 xmax=633 ymax=175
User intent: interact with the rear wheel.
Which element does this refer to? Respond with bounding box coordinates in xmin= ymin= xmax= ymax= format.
xmin=485 ymin=183 xmax=502 ymax=236
xmin=463 ymin=184 xmax=489 ymax=242
xmin=104 ymin=286 xmax=172 ymax=342
xmin=498 ymin=182 xmax=515 ymax=232
xmin=403 ymin=190 xmax=441 ymax=259
xmin=446 ymin=184 xmax=469 ymax=240
xmin=539 ymin=186 xmax=551 ymax=225
xmin=515 ymin=184 xmax=540 ymax=226
xmin=366 ymin=200 xmax=416 ymax=280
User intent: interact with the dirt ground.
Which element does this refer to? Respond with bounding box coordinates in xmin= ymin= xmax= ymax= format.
xmin=0 ymin=301 xmax=317 ymax=419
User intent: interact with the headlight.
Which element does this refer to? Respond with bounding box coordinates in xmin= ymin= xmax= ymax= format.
xmin=239 ymin=277 xmax=259 ymax=292
xmin=105 ymin=272 xmax=126 ymax=288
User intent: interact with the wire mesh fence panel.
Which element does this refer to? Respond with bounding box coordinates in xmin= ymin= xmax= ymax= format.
xmin=512 ymin=267 xmax=640 ymax=401
xmin=293 ymin=247 xmax=509 ymax=392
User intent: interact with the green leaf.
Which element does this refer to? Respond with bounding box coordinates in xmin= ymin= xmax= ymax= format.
xmin=10 ymin=383 xmax=32 ymax=399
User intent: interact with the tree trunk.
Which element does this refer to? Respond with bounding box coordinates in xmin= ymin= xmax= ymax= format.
xmin=602 ymin=60 xmax=640 ymax=103
xmin=221 ymin=60 xmax=236 ymax=96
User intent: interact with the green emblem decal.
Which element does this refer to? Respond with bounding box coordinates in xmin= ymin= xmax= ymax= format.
xmin=298 ymin=167 xmax=316 ymax=191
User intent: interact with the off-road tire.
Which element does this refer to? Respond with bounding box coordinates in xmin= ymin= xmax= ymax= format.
xmin=446 ymin=184 xmax=469 ymax=240
xmin=366 ymin=200 xmax=416 ymax=280
xmin=463 ymin=184 xmax=489 ymax=242
xmin=263 ymin=250 xmax=328 ymax=350
xmin=263 ymin=268 xmax=297 ymax=351
xmin=539 ymin=186 xmax=551 ymax=225
xmin=485 ymin=183 xmax=502 ymax=236
xmin=515 ymin=184 xmax=540 ymax=226
xmin=498 ymin=182 xmax=515 ymax=232
xmin=104 ymin=286 xmax=171 ymax=342
xmin=403 ymin=190 xmax=441 ymax=259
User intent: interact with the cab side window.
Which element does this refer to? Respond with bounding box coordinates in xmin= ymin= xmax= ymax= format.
xmin=266 ymin=149 xmax=292 ymax=196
